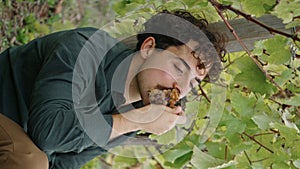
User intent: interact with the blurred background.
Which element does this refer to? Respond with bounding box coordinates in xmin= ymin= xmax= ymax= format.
xmin=1 ymin=1 xmax=300 ymax=169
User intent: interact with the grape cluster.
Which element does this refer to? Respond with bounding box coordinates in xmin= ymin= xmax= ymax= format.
xmin=148 ymin=88 xmax=179 ymax=108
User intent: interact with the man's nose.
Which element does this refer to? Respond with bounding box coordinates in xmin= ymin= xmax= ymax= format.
xmin=174 ymin=77 xmax=192 ymax=96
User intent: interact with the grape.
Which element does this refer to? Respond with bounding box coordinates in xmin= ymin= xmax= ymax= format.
xmin=148 ymin=88 xmax=179 ymax=108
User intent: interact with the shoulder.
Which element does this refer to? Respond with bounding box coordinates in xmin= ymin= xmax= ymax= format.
xmin=37 ymin=28 xmax=118 ymax=61
xmin=40 ymin=27 xmax=114 ymax=46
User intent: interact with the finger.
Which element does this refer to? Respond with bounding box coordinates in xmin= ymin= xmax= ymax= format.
xmin=174 ymin=106 xmax=182 ymax=114
xmin=164 ymin=106 xmax=182 ymax=114
xmin=176 ymin=114 xmax=187 ymax=124
xmin=123 ymin=104 xmax=166 ymax=123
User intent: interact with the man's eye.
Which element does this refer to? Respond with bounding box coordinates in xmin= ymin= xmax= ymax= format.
xmin=174 ymin=64 xmax=184 ymax=74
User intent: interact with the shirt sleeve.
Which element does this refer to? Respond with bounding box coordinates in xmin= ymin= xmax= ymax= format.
xmin=27 ymin=28 xmax=117 ymax=166
xmin=49 ymin=146 xmax=105 ymax=169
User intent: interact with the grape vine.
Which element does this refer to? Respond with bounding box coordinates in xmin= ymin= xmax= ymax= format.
xmin=85 ymin=0 xmax=300 ymax=168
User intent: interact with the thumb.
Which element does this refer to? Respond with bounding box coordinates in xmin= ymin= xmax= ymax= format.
xmin=173 ymin=106 xmax=182 ymax=115
xmin=176 ymin=113 xmax=187 ymax=124
xmin=173 ymin=107 xmax=186 ymax=124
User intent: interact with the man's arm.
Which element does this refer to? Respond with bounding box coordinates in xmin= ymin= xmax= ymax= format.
xmin=49 ymin=147 xmax=104 ymax=169
xmin=110 ymin=105 xmax=183 ymax=140
xmin=27 ymin=28 xmax=118 ymax=168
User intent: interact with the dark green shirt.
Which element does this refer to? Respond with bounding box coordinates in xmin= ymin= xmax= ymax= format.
xmin=0 ymin=27 xmax=141 ymax=169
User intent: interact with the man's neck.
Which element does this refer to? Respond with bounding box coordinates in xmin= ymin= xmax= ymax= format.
xmin=123 ymin=52 xmax=143 ymax=104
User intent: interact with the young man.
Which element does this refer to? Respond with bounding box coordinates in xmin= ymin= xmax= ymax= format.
xmin=0 ymin=10 xmax=225 ymax=169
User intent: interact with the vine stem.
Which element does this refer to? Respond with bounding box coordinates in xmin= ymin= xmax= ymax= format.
xmin=208 ymin=0 xmax=300 ymax=42
xmin=243 ymin=132 xmax=274 ymax=153
xmin=208 ymin=0 xmax=285 ymax=94
xmin=243 ymin=151 xmax=252 ymax=165
xmin=144 ymin=146 xmax=164 ymax=169
xmin=252 ymin=132 xmax=276 ymax=137
xmin=199 ymin=85 xmax=211 ymax=103
xmin=97 ymin=156 xmax=112 ymax=167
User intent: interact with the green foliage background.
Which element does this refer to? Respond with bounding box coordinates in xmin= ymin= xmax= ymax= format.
xmin=1 ymin=0 xmax=300 ymax=168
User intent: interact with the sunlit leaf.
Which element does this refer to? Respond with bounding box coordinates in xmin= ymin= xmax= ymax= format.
xmin=234 ymin=57 xmax=276 ymax=96
xmin=275 ymin=94 xmax=300 ymax=106
xmin=242 ymin=0 xmax=276 ymax=17
xmin=191 ymin=146 xmax=225 ymax=169
xmin=164 ymin=151 xmax=193 ymax=168
xmin=272 ymin=0 xmax=300 ymax=23
xmin=252 ymin=114 xmax=272 ymax=130
xmin=162 ymin=141 xmax=193 ymax=168
xmin=149 ymin=128 xmax=177 ymax=145
xmin=113 ymin=156 xmax=138 ymax=169
xmin=264 ymin=36 xmax=291 ymax=65
xmin=231 ymin=90 xmax=256 ymax=119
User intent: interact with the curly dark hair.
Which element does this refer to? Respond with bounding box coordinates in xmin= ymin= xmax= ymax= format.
xmin=135 ymin=10 xmax=227 ymax=81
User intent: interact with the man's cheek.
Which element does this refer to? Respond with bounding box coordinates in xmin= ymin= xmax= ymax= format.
xmin=154 ymin=70 xmax=175 ymax=82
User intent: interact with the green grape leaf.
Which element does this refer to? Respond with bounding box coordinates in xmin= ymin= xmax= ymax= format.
xmin=272 ymin=0 xmax=300 ymax=23
xmin=253 ymin=40 xmax=270 ymax=63
xmin=291 ymin=144 xmax=300 ymax=159
xmin=162 ymin=1 xmax=187 ymax=10
xmin=293 ymin=159 xmax=300 ymax=168
xmin=206 ymin=142 xmax=227 ymax=159
xmin=274 ymin=69 xmax=293 ymax=87
xmin=191 ymin=146 xmax=225 ymax=169
xmin=231 ymin=90 xmax=256 ymax=119
xmin=149 ymin=128 xmax=177 ymax=145
xmin=272 ymin=162 xmax=290 ymax=169
xmin=270 ymin=122 xmax=299 ymax=147
xmin=185 ymin=100 xmax=200 ymax=115
xmin=286 ymin=19 xmax=300 ymax=29
xmin=283 ymin=94 xmax=300 ymax=106
xmin=234 ymin=57 xmax=276 ymax=96
xmin=113 ymin=156 xmax=138 ymax=169
xmin=112 ymin=1 xmax=145 ymax=16
xmin=221 ymin=114 xmax=245 ymax=145
xmin=241 ymin=0 xmax=276 ymax=17
xmin=164 ymin=151 xmax=193 ymax=168
xmin=183 ymin=0 xmax=208 ymax=8
xmin=220 ymin=0 xmax=234 ymax=6
xmin=253 ymin=95 xmax=274 ymax=116
xmin=287 ymin=82 xmax=300 ymax=93
xmin=263 ymin=36 xmax=291 ymax=65
xmin=275 ymin=94 xmax=300 ymax=106
xmin=252 ymin=114 xmax=272 ymax=130
xmin=226 ymin=119 xmax=246 ymax=135
xmin=189 ymin=3 xmax=221 ymax=23
xmin=230 ymin=142 xmax=252 ymax=155
xmin=162 ymin=142 xmax=192 ymax=163
xmin=140 ymin=159 xmax=161 ymax=169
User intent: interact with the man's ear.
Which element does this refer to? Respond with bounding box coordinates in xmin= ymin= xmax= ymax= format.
xmin=140 ymin=37 xmax=156 ymax=59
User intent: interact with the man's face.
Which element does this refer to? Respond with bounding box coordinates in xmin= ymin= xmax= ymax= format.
xmin=136 ymin=40 xmax=210 ymax=105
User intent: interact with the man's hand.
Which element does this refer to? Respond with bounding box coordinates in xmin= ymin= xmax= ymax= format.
xmin=110 ymin=104 xmax=186 ymax=140
xmin=137 ymin=105 xmax=185 ymax=135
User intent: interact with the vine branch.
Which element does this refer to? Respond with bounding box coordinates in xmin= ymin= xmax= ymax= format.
xmin=209 ymin=0 xmax=285 ymax=94
xmin=243 ymin=132 xmax=274 ymax=153
xmin=97 ymin=156 xmax=113 ymax=167
xmin=199 ymin=85 xmax=211 ymax=103
xmin=209 ymin=0 xmax=300 ymax=42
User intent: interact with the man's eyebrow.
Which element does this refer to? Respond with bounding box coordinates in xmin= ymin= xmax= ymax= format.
xmin=177 ymin=57 xmax=191 ymax=71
